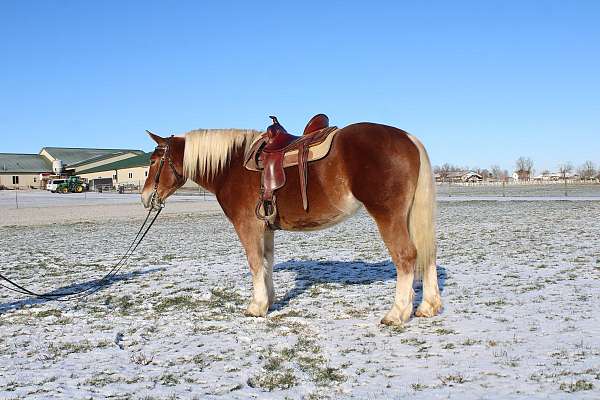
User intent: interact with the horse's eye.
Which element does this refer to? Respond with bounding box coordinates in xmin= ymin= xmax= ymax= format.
xmin=150 ymin=160 xmax=156 ymax=166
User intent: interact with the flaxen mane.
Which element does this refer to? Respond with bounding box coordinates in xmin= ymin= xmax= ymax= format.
xmin=183 ymin=129 xmax=262 ymax=179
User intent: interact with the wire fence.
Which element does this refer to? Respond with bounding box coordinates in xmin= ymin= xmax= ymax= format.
xmin=437 ymin=182 xmax=600 ymax=198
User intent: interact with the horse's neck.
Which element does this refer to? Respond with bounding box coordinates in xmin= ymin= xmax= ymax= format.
xmin=191 ymin=147 xmax=246 ymax=195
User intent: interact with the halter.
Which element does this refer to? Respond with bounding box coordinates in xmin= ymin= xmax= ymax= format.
xmin=150 ymin=135 xmax=185 ymax=209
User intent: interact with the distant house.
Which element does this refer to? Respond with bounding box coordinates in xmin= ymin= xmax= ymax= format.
xmin=513 ymin=170 xmax=531 ymax=182
xmin=462 ymin=172 xmax=483 ymax=183
xmin=438 ymin=171 xmax=483 ymax=183
xmin=0 ymin=153 xmax=52 ymax=188
xmin=533 ymin=172 xmax=579 ymax=182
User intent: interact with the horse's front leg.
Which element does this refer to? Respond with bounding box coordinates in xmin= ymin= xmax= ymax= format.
xmin=235 ymin=220 xmax=275 ymax=317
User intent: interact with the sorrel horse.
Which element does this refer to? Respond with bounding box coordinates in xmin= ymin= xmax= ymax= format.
xmin=141 ymin=119 xmax=441 ymax=325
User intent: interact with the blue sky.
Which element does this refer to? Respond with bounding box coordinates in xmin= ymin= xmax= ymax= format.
xmin=0 ymin=1 xmax=598 ymax=172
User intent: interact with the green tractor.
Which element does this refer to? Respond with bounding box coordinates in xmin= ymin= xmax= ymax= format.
xmin=56 ymin=176 xmax=88 ymax=194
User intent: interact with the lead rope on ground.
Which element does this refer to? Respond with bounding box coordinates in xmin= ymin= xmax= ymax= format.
xmin=0 ymin=206 xmax=163 ymax=301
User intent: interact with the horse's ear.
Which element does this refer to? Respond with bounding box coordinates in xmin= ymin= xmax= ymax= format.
xmin=146 ymin=130 xmax=165 ymax=145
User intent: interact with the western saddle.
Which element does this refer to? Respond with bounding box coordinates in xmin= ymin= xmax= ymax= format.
xmin=244 ymin=114 xmax=338 ymax=227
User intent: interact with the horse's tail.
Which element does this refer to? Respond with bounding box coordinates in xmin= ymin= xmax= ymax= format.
xmin=407 ymin=134 xmax=436 ymax=277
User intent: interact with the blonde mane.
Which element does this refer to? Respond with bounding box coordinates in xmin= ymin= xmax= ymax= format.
xmin=183 ymin=129 xmax=262 ymax=179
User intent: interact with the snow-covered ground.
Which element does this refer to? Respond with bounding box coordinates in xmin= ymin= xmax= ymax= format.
xmin=1 ymin=194 xmax=599 ymax=399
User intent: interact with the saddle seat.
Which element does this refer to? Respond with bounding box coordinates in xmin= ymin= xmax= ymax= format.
xmin=244 ymin=114 xmax=339 ymax=228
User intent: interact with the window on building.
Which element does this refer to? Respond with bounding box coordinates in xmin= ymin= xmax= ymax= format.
xmin=33 ymin=177 xmax=37 ymax=183
xmin=128 ymin=172 xmax=133 ymax=179
xmin=145 ymin=171 xmax=148 ymax=177
xmin=113 ymin=174 xmax=117 ymax=180
xmin=12 ymin=176 xmax=19 ymax=185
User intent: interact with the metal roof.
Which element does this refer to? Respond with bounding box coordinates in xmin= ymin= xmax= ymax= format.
xmin=40 ymin=147 xmax=144 ymax=166
xmin=77 ymin=152 xmax=152 ymax=174
xmin=0 ymin=153 xmax=52 ymax=173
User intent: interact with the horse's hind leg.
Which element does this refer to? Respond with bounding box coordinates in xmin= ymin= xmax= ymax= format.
xmin=369 ymin=210 xmax=416 ymax=325
xmin=415 ymin=262 xmax=442 ymax=317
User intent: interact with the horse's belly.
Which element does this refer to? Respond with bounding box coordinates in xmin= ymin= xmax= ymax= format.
xmin=278 ymin=192 xmax=362 ymax=231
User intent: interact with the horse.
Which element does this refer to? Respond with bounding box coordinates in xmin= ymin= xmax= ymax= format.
xmin=141 ymin=119 xmax=441 ymax=325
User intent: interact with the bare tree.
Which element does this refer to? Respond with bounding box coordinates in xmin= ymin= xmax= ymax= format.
xmin=558 ymin=162 xmax=573 ymax=196
xmin=577 ymin=161 xmax=596 ymax=180
xmin=558 ymin=162 xmax=573 ymax=178
xmin=515 ymin=157 xmax=534 ymax=180
xmin=515 ymin=157 xmax=533 ymax=172
xmin=490 ymin=165 xmax=502 ymax=180
xmin=436 ymin=163 xmax=451 ymax=182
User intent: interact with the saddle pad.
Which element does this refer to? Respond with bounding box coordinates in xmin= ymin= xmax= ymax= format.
xmin=245 ymin=127 xmax=339 ymax=171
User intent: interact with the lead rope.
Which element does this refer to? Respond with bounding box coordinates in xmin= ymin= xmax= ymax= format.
xmin=0 ymin=205 xmax=163 ymax=301
xmin=0 ymin=135 xmax=178 ymax=302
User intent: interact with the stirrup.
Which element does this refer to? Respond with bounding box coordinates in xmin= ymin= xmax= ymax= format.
xmin=255 ymin=197 xmax=277 ymax=227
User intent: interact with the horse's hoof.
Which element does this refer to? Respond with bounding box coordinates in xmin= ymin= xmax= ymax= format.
xmin=381 ymin=304 xmax=412 ymax=326
xmin=245 ymin=302 xmax=268 ymax=317
xmin=415 ymin=298 xmax=442 ymax=318
xmin=380 ymin=316 xmax=404 ymax=326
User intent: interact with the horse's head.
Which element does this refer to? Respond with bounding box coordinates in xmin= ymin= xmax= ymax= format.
xmin=141 ymin=131 xmax=186 ymax=209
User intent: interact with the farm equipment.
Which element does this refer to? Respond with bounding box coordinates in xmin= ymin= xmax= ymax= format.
xmin=56 ymin=176 xmax=88 ymax=194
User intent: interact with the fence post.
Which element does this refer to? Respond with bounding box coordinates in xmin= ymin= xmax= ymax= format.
xmin=15 ymin=189 xmax=18 ymax=209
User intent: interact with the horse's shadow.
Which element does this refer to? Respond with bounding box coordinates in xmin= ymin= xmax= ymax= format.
xmin=0 ymin=267 xmax=163 ymax=313
xmin=273 ymin=260 xmax=446 ymax=310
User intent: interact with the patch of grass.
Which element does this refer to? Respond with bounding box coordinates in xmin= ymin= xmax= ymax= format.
xmin=116 ymin=295 xmax=136 ymax=315
xmin=48 ymin=340 xmax=111 ymax=357
xmin=191 ymin=354 xmax=209 ymax=369
xmin=439 ymin=374 xmax=466 ymax=385
xmin=441 ymin=343 xmax=455 ymax=350
xmin=484 ymin=299 xmax=508 ymax=308
xmin=269 ymin=309 xmax=311 ymax=321
xmin=34 ymin=309 xmax=62 ymax=318
xmin=192 ymin=324 xmax=226 ymax=334
xmin=312 ymin=366 xmax=346 ymax=386
xmin=560 ymin=380 xmax=593 ymax=393
xmin=434 ymin=328 xmax=456 ymax=335
xmin=154 ymin=295 xmax=201 ymax=313
xmin=162 ymin=253 xmax=176 ymax=261
xmin=208 ymin=287 xmax=244 ymax=307
xmin=247 ymin=368 xmax=297 ymax=391
xmin=401 ymin=337 xmax=426 ymax=346
xmin=264 ymin=356 xmax=284 ymax=372
xmin=85 ymin=373 xmax=124 ymax=387
xmin=411 ymin=383 xmax=429 ymax=391
xmin=382 ymin=324 xmax=406 ymax=335
xmin=4 ymin=380 xmax=18 ymax=391
xmin=159 ymin=373 xmax=179 ymax=386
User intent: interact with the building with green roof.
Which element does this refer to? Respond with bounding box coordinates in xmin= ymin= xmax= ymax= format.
xmin=1 ymin=146 xmax=144 ymax=189
xmin=78 ymin=152 xmax=153 ymax=189
xmin=0 ymin=153 xmax=52 ymax=188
